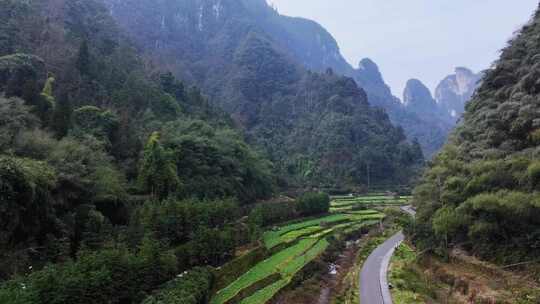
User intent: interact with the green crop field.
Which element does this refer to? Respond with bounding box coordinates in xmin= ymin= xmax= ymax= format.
xmin=344 ymin=210 xmax=382 ymax=215
xmin=280 ymin=225 xmax=326 ymax=243
xmin=211 ymin=238 xmax=320 ymax=304
xmin=330 ymin=195 xmax=412 ymax=211
xmin=263 ymin=213 xmax=384 ymax=249
xmin=211 ymin=207 xmax=385 ymax=304
xmin=237 ymin=238 xmax=330 ymax=304
xmin=239 ymin=279 xmax=288 ymax=304
xmin=263 ymin=213 xmax=351 ymax=248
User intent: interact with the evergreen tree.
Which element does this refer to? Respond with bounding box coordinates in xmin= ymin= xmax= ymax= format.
xmin=138 ymin=132 xmax=180 ymax=199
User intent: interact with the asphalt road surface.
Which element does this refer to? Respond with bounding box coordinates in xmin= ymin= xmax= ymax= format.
xmin=359 ymin=206 xmax=416 ymax=304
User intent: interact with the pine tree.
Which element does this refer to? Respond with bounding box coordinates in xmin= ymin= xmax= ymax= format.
xmin=138 ymin=132 xmax=180 ymax=199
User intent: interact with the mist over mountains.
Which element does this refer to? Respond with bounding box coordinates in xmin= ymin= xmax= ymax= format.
xmin=106 ymin=0 xmax=424 ymax=185
xmin=105 ymin=0 xmax=480 ymax=158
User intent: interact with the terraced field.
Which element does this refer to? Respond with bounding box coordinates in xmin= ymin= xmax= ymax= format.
xmin=330 ymin=194 xmax=412 ymax=212
xmin=211 ymin=209 xmax=385 ymax=304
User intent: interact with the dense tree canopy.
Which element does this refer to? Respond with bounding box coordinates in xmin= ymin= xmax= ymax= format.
xmin=411 ymin=6 xmax=540 ymax=263
xmin=0 ymin=0 xmax=427 ymax=303
xmin=0 ymin=0 xmax=275 ymax=283
xmin=296 ymin=192 xmax=331 ymax=216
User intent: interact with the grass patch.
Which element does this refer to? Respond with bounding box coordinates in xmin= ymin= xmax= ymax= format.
xmin=389 ymin=244 xmax=436 ymax=304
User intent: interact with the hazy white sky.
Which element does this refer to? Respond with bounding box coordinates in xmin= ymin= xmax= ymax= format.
xmin=267 ymin=0 xmax=538 ymax=96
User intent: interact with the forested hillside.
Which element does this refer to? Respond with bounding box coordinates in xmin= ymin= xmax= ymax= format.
xmin=105 ymin=0 xmax=424 ymax=187
xmin=105 ymin=0 xmax=448 ymax=158
xmin=0 ymin=0 xmax=275 ymax=287
xmin=0 ymin=0 xmax=427 ymax=301
xmin=411 ymin=6 xmax=540 ymax=263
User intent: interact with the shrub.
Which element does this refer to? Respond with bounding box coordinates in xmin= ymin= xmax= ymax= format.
xmin=141 ymin=267 xmax=214 ymax=304
xmin=432 ymin=206 xmax=463 ymax=241
xmin=0 ymin=239 xmax=178 ymax=304
xmin=130 ymin=198 xmax=240 ymax=269
xmin=71 ymin=106 xmax=119 ymax=143
xmin=249 ymin=200 xmax=298 ymax=227
xmin=0 ymin=96 xmax=39 ymax=151
xmin=0 ymin=156 xmax=57 ymax=247
xmin=13 ymin=129 xmax=56 ymax=159
xmin=295 ymin=192 xmax=330 ymax=216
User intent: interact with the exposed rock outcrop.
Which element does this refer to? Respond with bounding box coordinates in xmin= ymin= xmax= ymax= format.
xmin=403 ymin=78 xmax=439 ymax=117
xmin=435 ymin=67 xmax=482 ymax=121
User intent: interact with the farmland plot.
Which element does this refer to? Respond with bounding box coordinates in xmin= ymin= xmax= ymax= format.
xmin=330 ymin=194 xmax=412 ymax=212
xmin=211 ymin=210 xmax=384 ymax=304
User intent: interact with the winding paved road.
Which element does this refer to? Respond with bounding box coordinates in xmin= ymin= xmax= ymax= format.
xmin=359 ymin=206 xmax=416 ymax=304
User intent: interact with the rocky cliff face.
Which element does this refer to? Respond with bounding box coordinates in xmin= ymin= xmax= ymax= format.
xmin=400 ymin=78 xmax=454 ymax=156
xmin=347 ymin=58 xmax=453 ymax=157
xmin=435 ymin=67 xmax=482 ymax=120
xmin=351 ymin=58 xmax=401 ymax=109
xmin=403 ymin=79 xmax=439 ymax=116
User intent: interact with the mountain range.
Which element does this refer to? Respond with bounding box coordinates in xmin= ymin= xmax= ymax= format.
xmin=105 ymin=0 xmax=479 ymax=158
xmin=106 ymin=0 xmax=424 ymax=186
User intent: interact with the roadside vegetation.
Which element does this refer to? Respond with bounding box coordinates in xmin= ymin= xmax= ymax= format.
xmin=388 ymin=245 xmax=540 ymax=304
xmin=388 ymin=244 xmax=436 ymax=304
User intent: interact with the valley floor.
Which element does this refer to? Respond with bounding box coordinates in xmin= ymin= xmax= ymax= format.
xmin=264 ymin=203 xmax=540 ymax=304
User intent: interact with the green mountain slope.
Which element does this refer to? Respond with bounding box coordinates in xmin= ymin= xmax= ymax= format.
xmin=412 ymin=5 xmax=540 ymax=263
xmin=0 ymin=0 xmax=273 ymax=280
xmin=106 ymin=0 xmax=424 ymax=187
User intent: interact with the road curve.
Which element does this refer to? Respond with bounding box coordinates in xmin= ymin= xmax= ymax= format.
xmin=359 ymin=231 xmax=403 ymax=304
xmin=359 ymin=206 xmax=416 ymax=304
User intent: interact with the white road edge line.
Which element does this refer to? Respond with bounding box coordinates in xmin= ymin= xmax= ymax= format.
xmin=379 ymin=206 xmax=415 ymax=304
xmin=379 ymin=234 xmax=402 ymax=304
